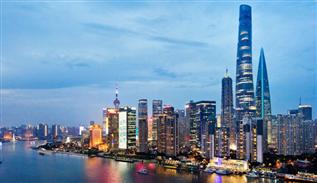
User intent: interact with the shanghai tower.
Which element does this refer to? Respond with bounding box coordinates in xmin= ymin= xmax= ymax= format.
xmin=235 ymin=4 xmax=256 ymax=119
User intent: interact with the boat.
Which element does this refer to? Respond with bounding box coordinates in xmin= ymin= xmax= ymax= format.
xmin=38 ymin=148 xmax=52 ymax=156
xmin=203 ymin=167 xmax=215 ymax=174
xmin=215 ymin=169 xmax=232 ymax=175
xmin=163 ymin=160 xmax=180 ymax=169
xmin=137 ymin=168 xmax=149 ymax=175
xmin=284 ymin=174 xmax=317 ymax=183
xmin=246 ymin=171 xmax=259 ymax=178
xmin=115 ymin=156 xmax=135 ymax=163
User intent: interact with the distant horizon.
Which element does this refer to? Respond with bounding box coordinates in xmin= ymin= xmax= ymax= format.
xmin=1 ymin=1 xmax=316 ymax=126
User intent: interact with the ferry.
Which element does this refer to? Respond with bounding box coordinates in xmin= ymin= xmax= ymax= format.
xmin=115 ymin=156 xmax=135 ymax=163
xmin=285 ymin=173 xmax=317 ymax=182
xmin=38 ymin=148 xmax=52 ymax=156
xmin=215 ymin=169 xmax=233 ymax=175
xmin=246 ymin=171 xmax=259 ymax=178
xmin=137 ymin=168 xmax=149 ymax=175
xmin=163 ymin=160 xmax=180 ymax=169
xmin=203 ymin=167 xmax=215 ymax=174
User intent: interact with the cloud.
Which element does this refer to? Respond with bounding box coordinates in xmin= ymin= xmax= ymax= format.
xmin=83 ymin=22 xmax=209 ymax=48
xmin=154 ymin=68 xmax=177 ymax=78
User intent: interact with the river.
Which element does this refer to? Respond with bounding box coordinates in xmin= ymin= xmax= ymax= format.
xmin=0 ymin=141 xmax=279 ymax=183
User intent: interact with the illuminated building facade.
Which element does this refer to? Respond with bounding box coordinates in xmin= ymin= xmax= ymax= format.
xmin=138 ymin=99 xmax=148 ymax=153
xmin=190 ymin=101 xmax=216 ymax=153
xmin=119 ymin=106 xmax=136 ymax=150
xmin=157 ymin=105 xmax=179 ymax=156
xmin=176 ymin=109 xmax=186 ymax=147
xmin=186 ymin=100 xmax=196 ymax=146
xmin=3 ymin=131 xmax=13 ymax=141
xmin=89 ymin=124 xmax=102 ymax=148
xmin=255 ymin=48 xmax=271 ymax=152
xmin=221 ymin=69 xmax=235 ymax=149
xmin=152 ymin=99 xmax=162 ymax=145
xmin=236 ymin=117 xmax=263 ymax=162
xmin=147 ymin=117 xmax=153 ymax=142
xmin=274 ymin=113 xmax=316 ymax=155
xmin=214 ymin=127 xmax=230 ymax=158
xmin=105 ymin=108 xmax=119 ymax=149
xmin=235 ymin=4 xmax=256 ymax=120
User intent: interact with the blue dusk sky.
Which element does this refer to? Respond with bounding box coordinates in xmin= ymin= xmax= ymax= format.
xmin=1 ymin=1 xmax=316 ymax=126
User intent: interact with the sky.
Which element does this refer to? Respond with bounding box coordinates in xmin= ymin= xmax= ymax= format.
xmin=1 ymin=1 xmax=316 ymax=126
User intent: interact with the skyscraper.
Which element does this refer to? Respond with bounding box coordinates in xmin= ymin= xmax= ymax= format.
xmin=221 ymin=69 xmax=235 ymax=149
xmin=188 ymin=101 xmax=216 ymax=154
xmin=152 ymin=99 xmax=162 ymax=145
xmin=38 ymin=123 xmax=48 ymax=140
xmin=255 ymin=48 xmax=271 ymax=152
xmin=235 ymin=4 xmax=256 ymax=119
xmin=138 ymin=99 xmax=148 ymax=153
xmin=52 ymin=124 xmax=60 ymax=139
xmin=89 ymin=124 xmax=103 ymax=148
xmin=118 ymin=106 xmax=136 ymax=150
xmin=298 ymin=104 xmax=312 ymax=121
xmin=256 ymin=48 xmax=272 ymax=118
xmin=157 ymin=105 xmax=179 ymax=156
xmin=105 ymin=108 xmax=119 ymax=149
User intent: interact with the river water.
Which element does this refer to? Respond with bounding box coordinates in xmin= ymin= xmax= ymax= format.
xmin=0 ymin=141 xmax=279 ymax=183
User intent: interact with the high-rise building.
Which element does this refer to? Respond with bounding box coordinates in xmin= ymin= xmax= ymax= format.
xmin=255 ymin=48 xmax=271 ymax=152
xmin=118 ymin=106 xmax=136 ymax=150
xmin=105 ymin=108 xmax=119 ymax=149
xmin=256 ymin=48 xmax=272 ymax=119
xmin=186 ymin=100 xmax=196 ymax=146
xmin=38 ymin=123 xmax=48 ymax=140
xmin=138 ymin=99 xmax=148 ymax=153
xmin=89 ymin=124 xmax=103 ymax=148
xmin=276 ymin=114 xmax=303 ymax=155
xmin=236 ymin=117 xmax=263 ymax=162
xmin=187 ymin=101 xmax=216 ymax=155
xmin=52 ymin=124 xmax=60 ymax=139
xmin=196 ymin=101 xmax=216 ymax=153
xmin=214 ymin=127 xmax=230 ymax=158
xmin=157 ymin=105 xmax=179 ymax=156
xmin=300 ymin=120 xmax=316 ymax=154
xmin=221 ymin=69 xmax=235 ymax=149
xmin=298 ymin=104 xmax=312 ymax=121
xmin=176 ymin=109 xmax=186 ymax=147
xmin=148 ymin=117 xmax=153 ymax=142
xmin=273 ymin=113 xmax=316 ymax=156
xmin=235 ymin=4 xmax=256 ymax=120
xmin=152 ymin=99 xmax=162 ymax=145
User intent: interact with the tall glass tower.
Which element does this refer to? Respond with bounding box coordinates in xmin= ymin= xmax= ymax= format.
xmin=235 ymin=4 xmax=256 ymax=119
xmin=256 ymin=48 xmax=271 ymax=152
xmin=256 ymin=48 xmax=271 ymax=119
xmin=221 ymin=69 xmax=235 ymax=149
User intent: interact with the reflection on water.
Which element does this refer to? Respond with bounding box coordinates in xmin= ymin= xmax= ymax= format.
xmin=0 ymin=142 xmax=277 ymax=183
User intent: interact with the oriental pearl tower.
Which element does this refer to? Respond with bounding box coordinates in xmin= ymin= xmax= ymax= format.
xmin=113 ymin=86 xmax=120 ymax=110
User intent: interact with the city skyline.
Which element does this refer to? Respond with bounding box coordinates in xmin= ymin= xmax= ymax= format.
xmin=1 ymin=1 xmax=316 ymax=126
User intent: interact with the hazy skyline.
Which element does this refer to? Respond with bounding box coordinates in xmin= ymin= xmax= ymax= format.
xmin=1 ymin=1 xmax=316 ymax=126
